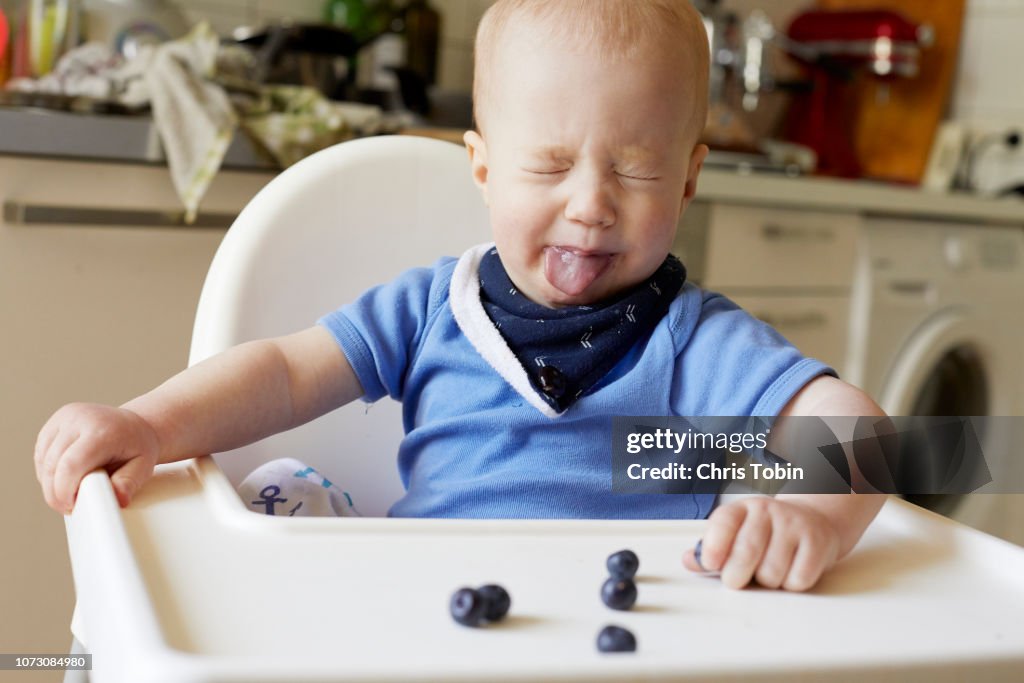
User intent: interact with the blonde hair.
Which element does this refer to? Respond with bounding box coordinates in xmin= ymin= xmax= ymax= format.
xmin=472 ymin=0 xmax=710 ymax=137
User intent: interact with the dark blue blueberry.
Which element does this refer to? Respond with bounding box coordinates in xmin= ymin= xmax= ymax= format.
xmin=694 ymin=539 xmax=705 ymax=570
xmin=450 ymin=587 xmax=487 ymax=627
xmin=478 ymin=584 xmax=511 ymax=621
xmin=606 ymin=549 xmax=639 ymax=580
xmin=601 ymin=577 xmax=638 ymax=610
xmin=597 ymin=625 xmax=637 ymax=653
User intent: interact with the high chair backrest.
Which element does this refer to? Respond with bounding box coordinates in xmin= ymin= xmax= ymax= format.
xmin=189 ymin=136 xmax=490 ymax=516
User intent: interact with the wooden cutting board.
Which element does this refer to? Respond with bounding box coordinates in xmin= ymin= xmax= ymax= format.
xmin=815 ymin=0 xmax=966 ymax=184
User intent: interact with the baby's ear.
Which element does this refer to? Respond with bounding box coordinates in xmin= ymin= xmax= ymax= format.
xmin=464 ymin=130 xmax=490 ymax=206
xmin=680 ymin=143 xmax=709 ymax=213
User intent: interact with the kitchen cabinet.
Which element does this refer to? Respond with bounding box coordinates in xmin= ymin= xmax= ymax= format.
xmin=674 ymin=200 xmax=862 ymax=375
xmin=675 ymin=167 xmax=1024 ymax=380
xmin=0 ymin=155 xmax=274 ymax=658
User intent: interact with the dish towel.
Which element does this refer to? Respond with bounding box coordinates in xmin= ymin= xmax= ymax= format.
xmin=139 ymin=23 xmax=236 ymax=224
xmin=237 ymin=458 xmax=361 ymax=517
xmin=7 ymin=23 xmax=236 ymax=223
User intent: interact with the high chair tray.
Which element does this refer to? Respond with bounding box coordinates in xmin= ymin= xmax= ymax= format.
xmin=66 ymin=457 xmax=1024 ymax=683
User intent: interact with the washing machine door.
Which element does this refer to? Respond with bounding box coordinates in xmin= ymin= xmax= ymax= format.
xmin=879 ymin=310 xmax=1023 ymax=542
xmin=879 ymin=311 xmax=1000 ymax=417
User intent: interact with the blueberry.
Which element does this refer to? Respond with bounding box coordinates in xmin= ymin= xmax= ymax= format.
xmin=601 ymin=577 xmax=638 ymax=610
xmin=450 ymin=587 xmax=487 ymax=627
xmin=478 ymin=584 xmax=511 ymax=622
xmin=597 ymin=625 xmax=637 ymax=653
xmin=694 ymin=538 xmax=705 ymax=570
xmin=606 ymin=549 xmax=639 ymax=580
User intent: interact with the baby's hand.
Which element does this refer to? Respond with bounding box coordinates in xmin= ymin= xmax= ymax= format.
xmin=34 ymin=403 xmax=161 ymax=514
xmin=682 ymin=498 xmax=840 ymax=591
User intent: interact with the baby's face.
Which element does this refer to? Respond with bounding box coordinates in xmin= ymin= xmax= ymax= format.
xmin=466 ymin=30 xmax=707 ymax=308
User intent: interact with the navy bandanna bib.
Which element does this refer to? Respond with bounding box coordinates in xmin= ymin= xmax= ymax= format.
xmin=478 ymin=248 xmax=686 ymax=411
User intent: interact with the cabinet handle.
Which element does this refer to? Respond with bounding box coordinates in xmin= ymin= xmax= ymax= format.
xmin=2 ymin=201 xmax=236 ymax=229
xmin=887 ymin=280 xmax=931 ymax=297
xmin=754 ymin=311 xmax=827 ymax=330
xmin=761 ymin=223 xmax=836 ymax=243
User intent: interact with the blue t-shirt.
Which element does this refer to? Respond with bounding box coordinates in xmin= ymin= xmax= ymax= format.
xmin=317 ymin=245 xmax=833 ymax=519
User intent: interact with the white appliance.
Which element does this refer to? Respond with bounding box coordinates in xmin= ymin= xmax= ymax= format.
xmin=846 ymin=219 xmax=1024 ymax=545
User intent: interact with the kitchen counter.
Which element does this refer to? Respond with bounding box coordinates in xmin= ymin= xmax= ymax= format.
xmin=0 ymin=107 xmax=277 ymax=171
xmin=3 ymin=107 xmax=1021 ymax=225
xmin=697 ymin=167 xmax=1024 ymax=226
xmin=66 ymin=457 xmax=1024 ymax=683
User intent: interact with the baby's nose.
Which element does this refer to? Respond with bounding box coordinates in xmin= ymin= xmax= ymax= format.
xmin=564 ymin=174 xmax=616 ymax=228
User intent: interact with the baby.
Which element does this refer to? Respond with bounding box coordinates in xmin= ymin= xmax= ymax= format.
xmin=35 ymin=0 xmax=885 ymax=591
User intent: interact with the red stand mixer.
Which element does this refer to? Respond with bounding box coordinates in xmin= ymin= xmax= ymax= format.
xmin=784 ymin=9 xmax=933 ymax=177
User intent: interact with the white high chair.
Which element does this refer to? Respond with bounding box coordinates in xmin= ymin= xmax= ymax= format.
xmin=61 ymin=137 xmax=1024 ymax=683
xmin=190 ymin=135 xmax=490 ymax=516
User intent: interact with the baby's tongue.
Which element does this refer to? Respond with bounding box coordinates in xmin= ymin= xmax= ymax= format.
xmin=544 ymin=247 xmax=612 ymax=297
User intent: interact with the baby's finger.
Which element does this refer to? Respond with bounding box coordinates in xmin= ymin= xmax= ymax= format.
xmin=783 ymin=532 xmax=839 ymax=592
xmin=682 ymin=544 xmax=704 ymax=573
xmin=34 ymin=422 xmax=60 ymax=483
xmin=695 ymin=504 xmax=747 ymax=572
xmin=109 ymin=456 xmax=155 ymax=509
xmin=41 ymin=429 xmax=79 ymax=513
xmin=754 ymin=528 xmax=799 ymax=590
xmin=684 ymin=544 xmax=700 ymax=573
xmin=51 ymin=436 xmax=101 ymax=514
xmin=720 ymin=506 xmax=771 ymax=589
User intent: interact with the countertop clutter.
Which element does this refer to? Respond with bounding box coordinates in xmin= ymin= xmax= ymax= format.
xmin=2 ymin=104 xmax=1022 ymax=228
xmin=1 ymin=22 xmax=398 ymax=221
xmin=1 ymin=0 xmax=1019 ymax=229
xmin=66 ymin=457 xmax=1024 ymax=683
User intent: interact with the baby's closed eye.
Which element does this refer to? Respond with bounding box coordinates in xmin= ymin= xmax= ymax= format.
xmin=523 ymin=166 xmax=571 ymax=175
xmin=615 ymin=170 xmax=660 ymax=181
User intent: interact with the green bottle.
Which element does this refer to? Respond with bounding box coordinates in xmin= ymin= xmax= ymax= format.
xmin=324 ymin=0 xmax=370 ymax=42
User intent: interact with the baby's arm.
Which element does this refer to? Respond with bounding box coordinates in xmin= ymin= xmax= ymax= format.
xmin=682 ymin=376 xmax=887 ymax=591
xmin=34 ymin=326 xmax=361 ymax=514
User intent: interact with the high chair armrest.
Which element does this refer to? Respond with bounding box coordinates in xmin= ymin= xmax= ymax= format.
xmin=63 ymin=466 xmax=203 ymax=682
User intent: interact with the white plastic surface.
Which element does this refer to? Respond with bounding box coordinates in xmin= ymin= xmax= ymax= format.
xmin=189 ymin=136 xmax=490 ymax=516
xmin=66 ymin=460 xmax=1024 ymax=683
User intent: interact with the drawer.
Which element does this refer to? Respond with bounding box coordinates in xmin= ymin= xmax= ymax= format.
xmin=703 ymin=205 xmax=861 ymax=289
xmin=724 ymin=293 xmax=850 ymax=374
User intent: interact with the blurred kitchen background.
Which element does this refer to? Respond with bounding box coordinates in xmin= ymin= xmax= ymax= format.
xmin=2 ymin=0 xmax=1024 ymax=677
xmin=1 ymin=0 xmax=1022 ymax=188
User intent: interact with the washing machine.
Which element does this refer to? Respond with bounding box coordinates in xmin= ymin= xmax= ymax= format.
xmin=845 ymin=218 xmax=1024 ymax=546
